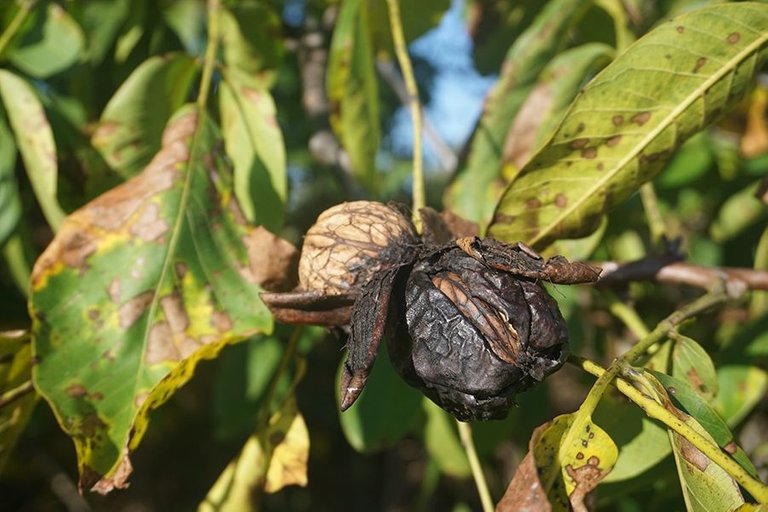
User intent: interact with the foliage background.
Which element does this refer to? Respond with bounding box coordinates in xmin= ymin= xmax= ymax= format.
xmin=0 ymin=0 xmax=767 ymax=510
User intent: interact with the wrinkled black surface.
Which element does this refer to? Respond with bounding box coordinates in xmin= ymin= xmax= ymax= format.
xmin=388 ymin=247 xmax=569 ymax=421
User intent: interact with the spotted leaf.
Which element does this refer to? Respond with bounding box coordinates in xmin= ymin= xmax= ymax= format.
xmin=30 ymin=106 xmax=284 ymax=493
xmin=489 ymin=3 xmax=768 ymax=249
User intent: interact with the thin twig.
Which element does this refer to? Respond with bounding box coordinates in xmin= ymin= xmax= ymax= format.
xmin=0 ymin=0 xmax=37 ymax=57
xmin=385 ymin=0 xmax=424 ymax=232
xmin=595 ymin=258 xmax=768 ymax=292
xmin=197 ymin=0 xmax=221 ymax=110
xmin=0 ymin=379 xmax=34 ymax=409
xmin=569 ymin=356 xmax=768 ymax=503
xmin=456 ymin=421 xmax=494 ymax=512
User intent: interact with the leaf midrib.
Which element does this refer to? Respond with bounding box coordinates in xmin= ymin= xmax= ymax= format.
xmin=527 ymin=21 xmax=768 ymax=248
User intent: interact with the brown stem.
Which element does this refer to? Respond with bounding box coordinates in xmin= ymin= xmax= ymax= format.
xmin=594 ymin=257 xmax=768 ymax=292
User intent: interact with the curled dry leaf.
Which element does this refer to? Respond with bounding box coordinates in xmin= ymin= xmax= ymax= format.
xmin=30 ymin=106 xmax=288 ymax=492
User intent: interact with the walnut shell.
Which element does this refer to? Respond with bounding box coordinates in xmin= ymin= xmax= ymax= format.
xmin=298 ymin=201 xmax=417 ymax=294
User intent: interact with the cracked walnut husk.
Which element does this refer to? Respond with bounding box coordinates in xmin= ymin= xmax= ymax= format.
xmin=261 ymin=201 xmax=600 ymax=421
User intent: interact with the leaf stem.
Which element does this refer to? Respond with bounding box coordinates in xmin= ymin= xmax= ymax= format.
xmin=385 ymin=0 xmax=424 ymax=232
xmin=197 ymin=0 xmax=221 ymax=111
xmin=606 ymin=294 xmax=650 ymax=339
xmin=569 ymin=355 xmax=768 ymax=503
xmin=260 ymin=327 xmax=303 ymax=427
xmin=0 ymin=0 xmax=36 ymax=58
xmin=456 ymin=420 xmax=494 ymax=512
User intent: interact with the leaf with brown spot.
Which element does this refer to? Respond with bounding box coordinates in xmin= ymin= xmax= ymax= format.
xmin=30 ymin=106 xmax=280 ymax=493
xmin=91 ymin=54 xmax=198 ymax=179
xmin=490 ymin=3 xmax=768 ymax=248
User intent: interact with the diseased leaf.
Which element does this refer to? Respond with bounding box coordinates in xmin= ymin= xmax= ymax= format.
xmin=92 ymin=54 xmax=198 ymax=179
xmin=200 ymin=396 xmax=309 ymax=512
xmin=337 ymin=345 xmax=422 ymax=453
xmin=326 ymin=0 xmax=380 ymax=191
xmin=0 ymin=107 xmax=21 ymax=246
xmin=651 ymin=371 xmax=758 ymax=479
xmin=489 ymin=3 xmax=768 ymax=248
xmin=30 ymin=107 xmax=281 ymax=493
xmin=423 ymin=399 xmax=471 ymax=478
xmin=499 ymin=413 xmax=617 ymax=511
xmin=0 ymin=70 xmax=66 ymax=230
xmin=503 ymin=43 xmax=615 ymax=170
xmin=219 ymin=70 xmax=287 ymax=231
xmin=7 ymin=3 xmax=85 ymax=78
xmin=218 ymin=1 xmax=284 ymax=88
xmin=670 ymin=333 xmax=718 ymax=401
xmin=445 ymin=0 xmax=591 ymax=230
xmin=0 ymin=330 xmax=37 ymax=473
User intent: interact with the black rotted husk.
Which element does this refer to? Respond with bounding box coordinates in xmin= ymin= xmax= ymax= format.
xmin=388 ymin=246 xmax=569 ymax=421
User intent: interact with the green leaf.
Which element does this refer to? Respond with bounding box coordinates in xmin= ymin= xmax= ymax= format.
xmin=670 ymin=333 xmax=718 ymax=401
xmin=651 ymin=371 xmax=758 ymax=479
xmin=6 ymin=2 xmax=85 ymax=78
xmin=70 ymin=0 xmax=131 ymax=64
xmin=709 ymin=181 xmax=768 ymax=243
xmin=337 ymin=344 xmax=422 ymax=453
xmin=0 ymin=330 xmax=37 ymax=473
xmin=30 ymin=107 xmax=278 ymax=492
xmin=657 ymin=131 xmax=713 ymax=189
xmin=0 ymin=70 xmax=66 ymax=230
xmin=594 ymin=395 xmax=671 ymax=483
xmin=714 ymin=365 xmax=768 ymax=427
xmin=327 ymin=0 xmax=380 ymax=191
xmin=0 ymin=106 xmax=20 ymax=246
xmin=92 ymin=54 xmax=198 ymax=179
xmin=218 ymin=1 xmax=284 ymax=88
xmin=422 ymin=399 xmax=471 ymax=478
xmin=444 ymin=0 xmax=591 ymax=230
xmin=489 ymin=3 xmax=768 ymax=249
xmin=219 ymin=70 xmax=287 ymax=231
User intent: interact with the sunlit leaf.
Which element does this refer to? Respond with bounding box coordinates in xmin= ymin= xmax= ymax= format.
xmin=0 ymin=107 xmax=20 ymax=246
xmin=218 ymin=1 xmax=284 ymax=88
xmin=6 ymin=3 xmax=85 ymax=78
xmin=0 ymin=330 xmax=37 ymax=473
xmin=327 ymin=0 xmax=380 ymax=191
xmin=92 ymin=54 xmax=198 ymax=179
xmin=489 ymin=3 xmax=768 ymax=249
xmin=31 ymin=107 xmax=283 ymax=493
xmin=337 ymin=345 xmax=422 ymax=453
xmin=0 ymin=70 xmax=66 ymax=230
xmin=219 ymin=69 xmax=287 ymax=231
xmin=445 ymin=0 xmax=591 ymax=230
xmin=423 ymin=399 xmax=471 ymax=478
xmin=201 ymin=395 xmax=309 ymax=512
